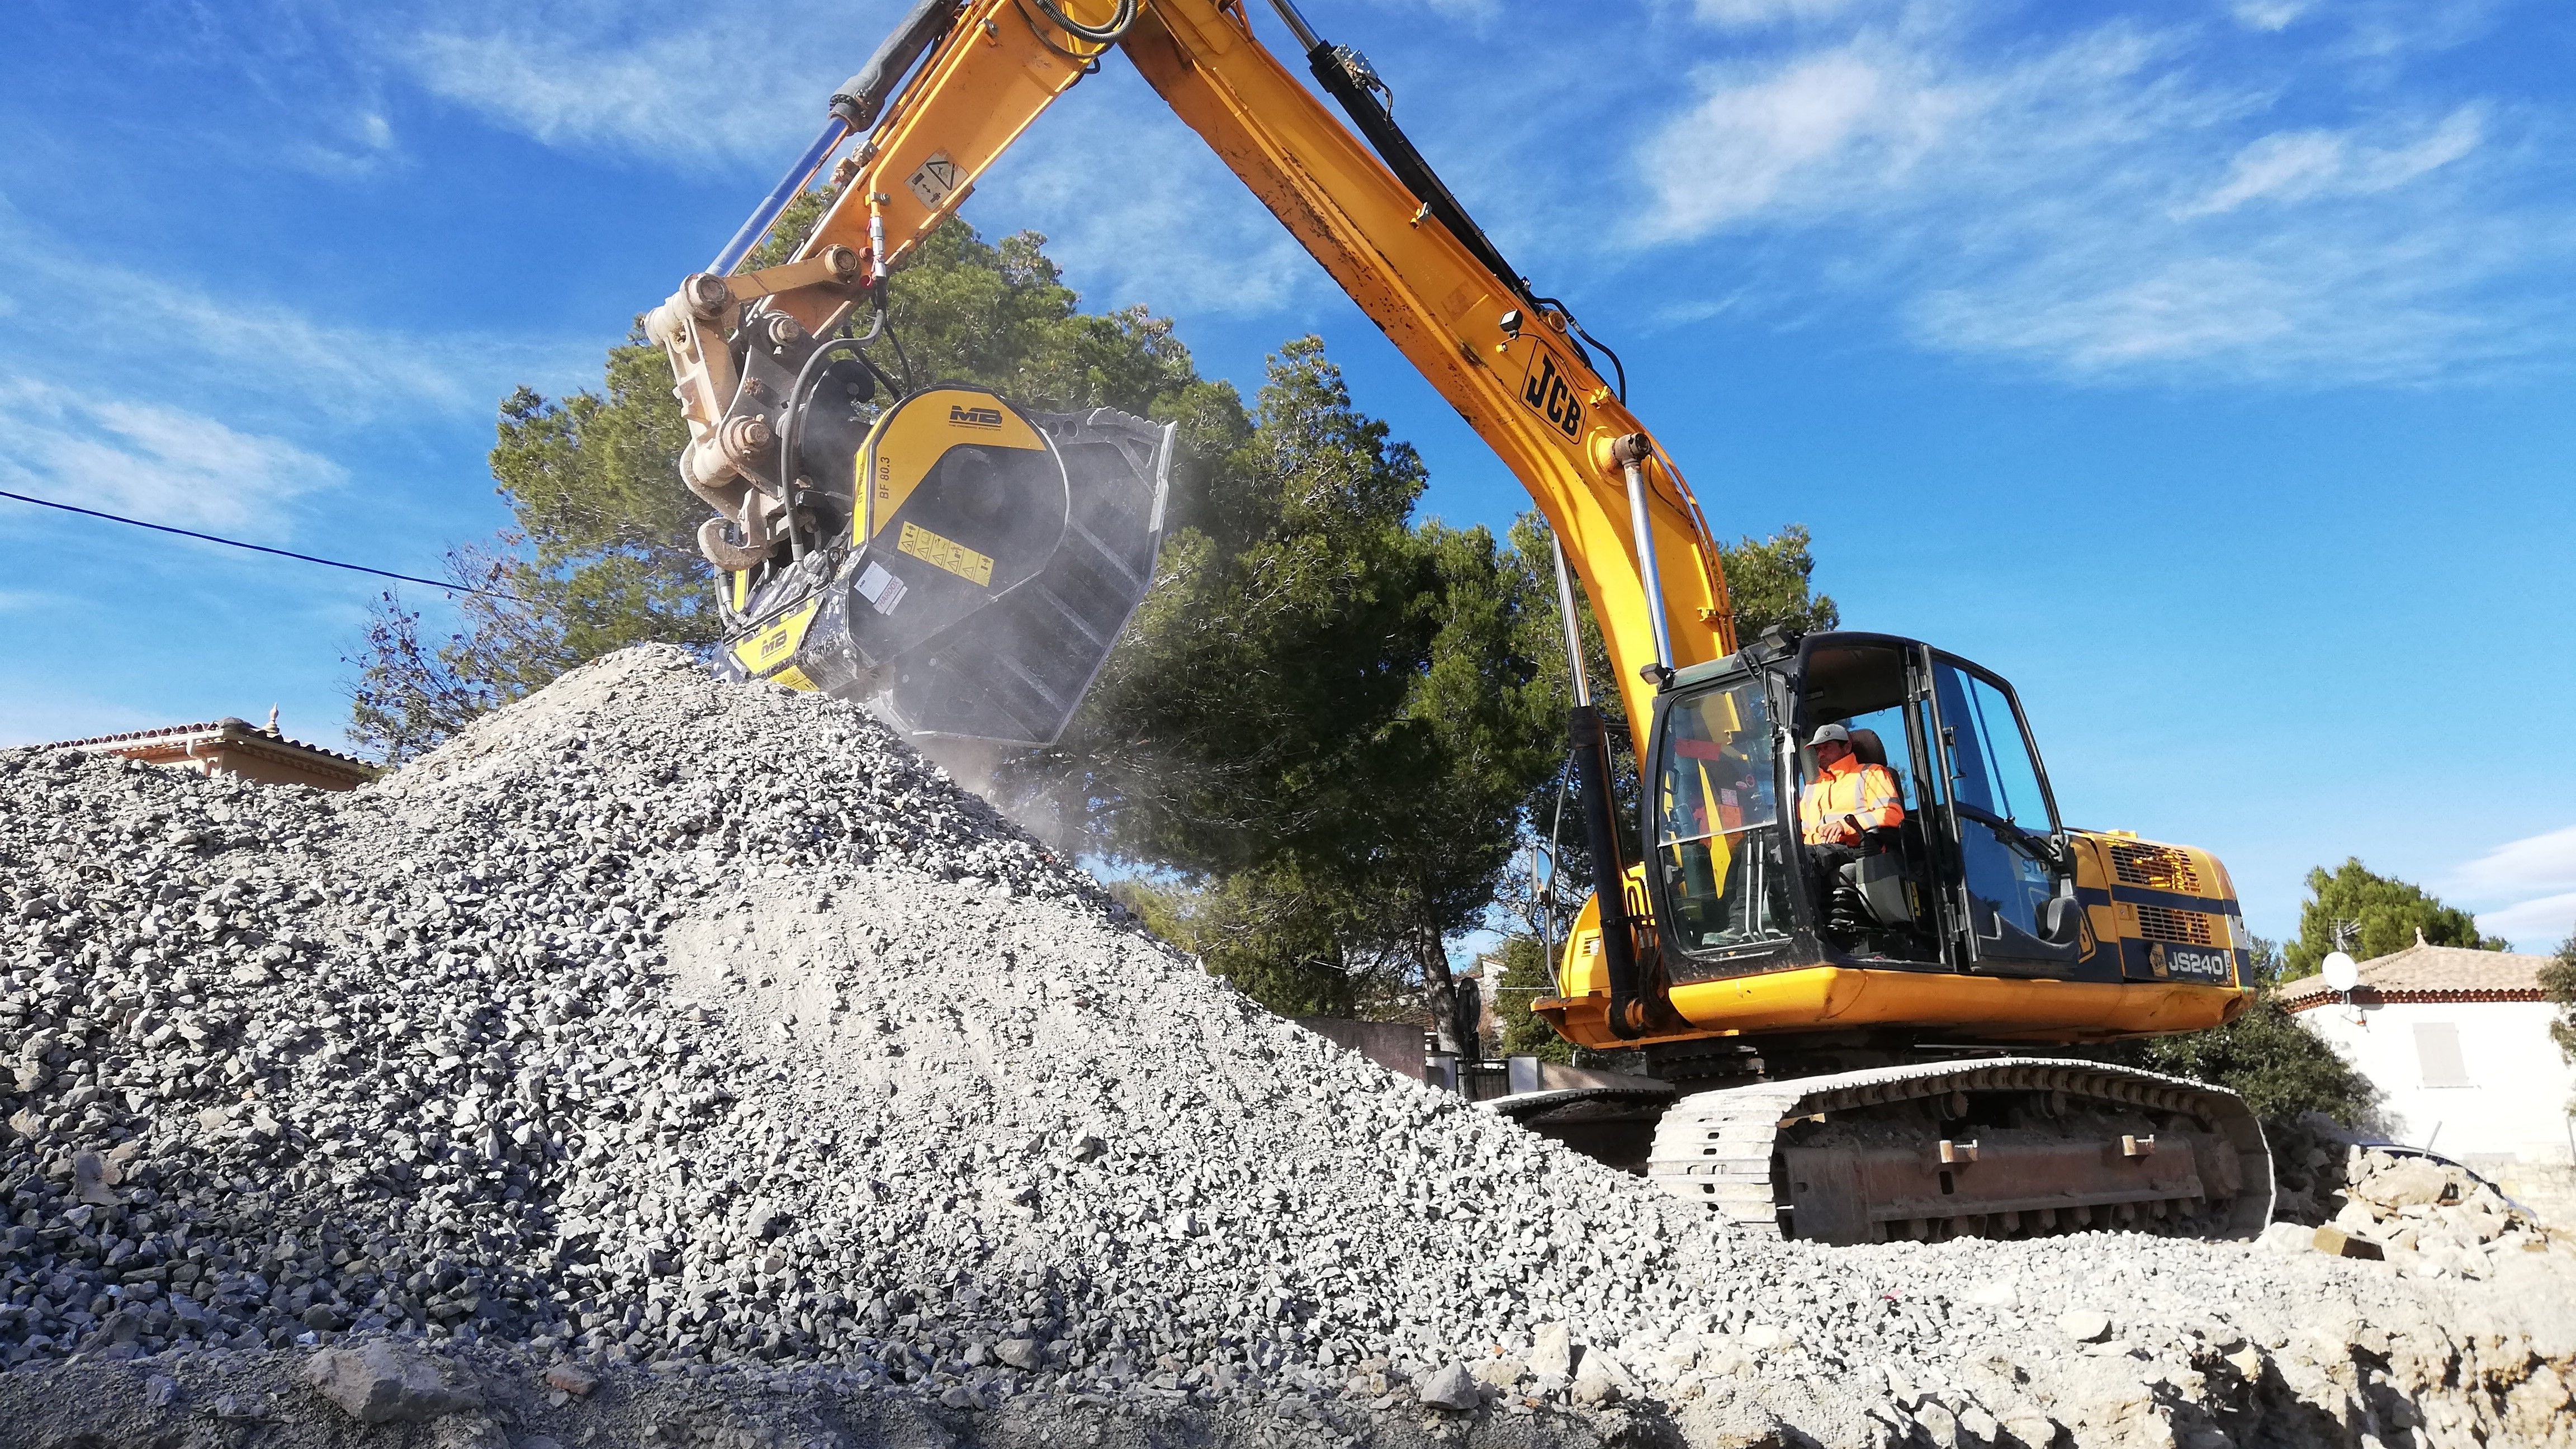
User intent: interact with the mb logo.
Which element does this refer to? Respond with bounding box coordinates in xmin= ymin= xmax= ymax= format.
xmin=1519 ymin=349 xmax=1583 ymax=439
xmin=949 ymin=404 xmax=1004 ymax=428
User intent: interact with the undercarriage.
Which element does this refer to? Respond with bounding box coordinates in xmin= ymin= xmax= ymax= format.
xmin=1497 ymin=1055 xmax=2272 ymax=1246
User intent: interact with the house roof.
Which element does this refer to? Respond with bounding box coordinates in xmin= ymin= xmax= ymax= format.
xmin=45 ymin=716 xmax=379 ymax=778
xmin=2277 ymin=933 xmax=2553 ymax=1011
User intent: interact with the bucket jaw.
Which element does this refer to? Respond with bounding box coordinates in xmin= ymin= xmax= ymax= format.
xmin=716 ymin=385 xmax=1171 ymax=748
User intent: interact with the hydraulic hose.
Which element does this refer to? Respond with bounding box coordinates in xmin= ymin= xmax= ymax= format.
xmin=1025 ymin=0 xmax=1136 ymax=44
xmin=776 ymin=300 xmax=897 ymax=553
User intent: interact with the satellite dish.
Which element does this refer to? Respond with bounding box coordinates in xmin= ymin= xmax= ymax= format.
xmin=2322 ymin=951 xmax=2361 ymax=993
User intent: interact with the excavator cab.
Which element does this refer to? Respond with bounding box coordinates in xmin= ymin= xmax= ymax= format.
xmin=1643 ymin=631 xmax=2085 ymax=988
xmin=1551 ymin=624 xmax=2252 ymax=1055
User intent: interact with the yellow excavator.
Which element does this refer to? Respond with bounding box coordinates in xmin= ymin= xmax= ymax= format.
xmin=646 ymin=0 xmax=2273 ymax=1244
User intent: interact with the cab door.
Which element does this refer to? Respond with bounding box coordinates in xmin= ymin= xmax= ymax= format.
xmin=1926 ymin=656 xmax=2079 ymax=970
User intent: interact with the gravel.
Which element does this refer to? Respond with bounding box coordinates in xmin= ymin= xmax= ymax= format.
xmin=2 ymin=643 xmax=2572 ymax=1447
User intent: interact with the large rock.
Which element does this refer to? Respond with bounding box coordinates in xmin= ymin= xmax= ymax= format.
xmin=1571 ymin=1348 xmax=1636 ymax=1406
xmin=2056 ymin=1309 xmax=2113 ymax=1343
xmin=2352 ymin=1158 xmax=2455 ymax=1210
xmin=304 ymin=1343 xmax=481 ymax=1424
xmin=1415 ymin=1361 xmax=1480 ymax=1412
xmin=2259 ymin=1221 xmax=2314 ymax=1254
xmin=1528 ymin=1322 xmax=1575 ymax=1380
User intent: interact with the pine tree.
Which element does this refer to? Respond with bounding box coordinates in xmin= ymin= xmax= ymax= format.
xmin=2282 ymin=858 xmax=2506 ymax=979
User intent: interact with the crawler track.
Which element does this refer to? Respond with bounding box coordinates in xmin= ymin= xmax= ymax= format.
xmin=1646 ymin=1058 xmax=2272 ymax=1244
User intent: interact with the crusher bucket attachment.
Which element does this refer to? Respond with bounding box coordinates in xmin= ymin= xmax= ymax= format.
xmin=1646 ymin=1058 xmax=2274 ymax=1245
xmin=718 ymin=385 xmax=1172 ymax=746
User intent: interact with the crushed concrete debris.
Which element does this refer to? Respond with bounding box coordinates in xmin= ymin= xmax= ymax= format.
xmin=2 ymin=645 xmax=2572 ymax=1447
xmin=2308 ymin=1147 xmax=2551 ymax=1279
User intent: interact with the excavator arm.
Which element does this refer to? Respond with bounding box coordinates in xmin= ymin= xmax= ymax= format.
xmin=652 ymin=0 xmax=1735 ymax=752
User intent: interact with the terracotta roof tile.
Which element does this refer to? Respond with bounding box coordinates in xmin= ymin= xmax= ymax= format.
xmin=37 ymin=717 xmax=378 ymax=773
xmin=2276 ymin=940 xmax=2549 ymax=1004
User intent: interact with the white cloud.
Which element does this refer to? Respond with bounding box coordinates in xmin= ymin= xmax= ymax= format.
xmin=2452 ymin=825 xmax=2576 ymax=897
xmin=2327 ymin=2 xmax=2501 ymax=64
xmin=381 ymin=2 xmax=1314 ymax=314
xmin=404 ymin=27 xmax=814 ymax=168
xmin=383 ymin=0 xmax=906 ymax=169
xmin=1641 ymin=21 xmax=2216 ymax=240
xmin=1629 ymin=7 xmax=2565 ymax=382
xmin=0 ymin=200 xmax=583 ymax=429
xmin=1689 ymin=0 xmax=1879 ymax=25
xmin=2177 ymin=105 xmax=2483 ymax=217
xmin=1642 ymin=49 xmax=1950 ymax=234
xmin=0 ymin=378 xmax=344 ymax=538
xmin=285 ymin=107 xmax=405 ymax=179
xmin=2447 ymin=826 xmax=2576 ymax=951
xmin=2229 ymin=0 xmax=2312 ymax=32
xmin=2475 ymin=892 xmax=2576 ymax=950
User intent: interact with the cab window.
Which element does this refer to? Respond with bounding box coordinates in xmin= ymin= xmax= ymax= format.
xmin=1652 ymin=678 xmax=1792 ymax=955
xmin=1931 ymin=660 xmax=2070 ymax=956
xmin=1934 ymin=666 xmax=2052 ymax=830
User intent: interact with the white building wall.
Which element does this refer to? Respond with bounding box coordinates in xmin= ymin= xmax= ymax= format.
xmin=2298 ymin=999 xmax=2576 ymax=1165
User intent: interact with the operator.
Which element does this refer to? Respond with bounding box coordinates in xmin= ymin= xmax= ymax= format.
xmin=1798 ymin=723 xmax=1903 ymax=848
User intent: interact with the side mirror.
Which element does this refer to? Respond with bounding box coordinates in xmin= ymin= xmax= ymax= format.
xmin=2040 ymin=895 xmax=2081 ymax=945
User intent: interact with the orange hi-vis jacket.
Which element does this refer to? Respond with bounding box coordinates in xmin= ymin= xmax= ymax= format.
xmin=1799 ymin=756 xmax=1905 ymax=845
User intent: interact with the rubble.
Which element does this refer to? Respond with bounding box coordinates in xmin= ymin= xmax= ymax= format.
xmin=0 ymin=645 xmax=2571 ymax=1447
xmin=2286 ymin=1146 xmax=2553 ymax=1280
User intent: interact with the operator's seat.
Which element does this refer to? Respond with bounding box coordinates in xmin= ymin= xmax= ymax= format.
xmin=1848 ymin=727 xmax=1891 ymax=771
xmin=1841 ymin=726 xmax=1926 ymax=931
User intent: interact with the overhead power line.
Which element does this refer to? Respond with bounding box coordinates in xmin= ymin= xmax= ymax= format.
xmin=0 ymin=488 xmax=527 ymax=603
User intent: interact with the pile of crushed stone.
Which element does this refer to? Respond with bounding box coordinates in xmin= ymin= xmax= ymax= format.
xmin=2 ymin=646 xmax=2573 ymax=1448
xmin=2283 ymin=1145 xmax=2553 ymax=1276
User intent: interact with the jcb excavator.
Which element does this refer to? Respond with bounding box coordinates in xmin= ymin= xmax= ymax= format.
xmin=647 ymin=0 xmax=2273 ymax=1244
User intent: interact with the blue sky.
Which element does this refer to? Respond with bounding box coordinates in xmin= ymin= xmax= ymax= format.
xmin=2 ymin=0 xmax=2571 ymax=950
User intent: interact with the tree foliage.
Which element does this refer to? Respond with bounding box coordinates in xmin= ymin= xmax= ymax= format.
xmin=2282 ymin=858 xmax=2506 ymax=979
xmin=345 ymin=540 xmax=583 ymax=764
xmin=1718 ymin=524 xmax=1840 ymax=643
xmin=2542 ymin=928 xmax=2576 ymax=1074
xmin=1082 ymin=341 xmax=1560 ymax=1027
xmin=1491 ymin=935 xmax=1573 ymax=1064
